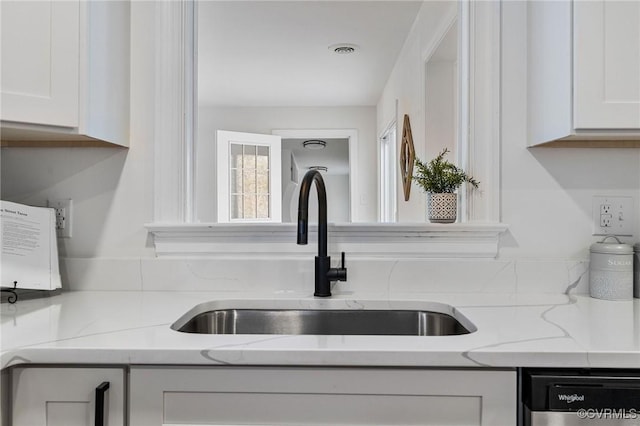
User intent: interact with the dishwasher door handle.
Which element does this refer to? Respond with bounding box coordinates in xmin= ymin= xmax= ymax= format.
xmin=531 ymin=411 xmax=639 ymax=425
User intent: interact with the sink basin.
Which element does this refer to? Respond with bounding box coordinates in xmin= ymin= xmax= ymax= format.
xmin=172 ymin=306 xmax=474 ymax=336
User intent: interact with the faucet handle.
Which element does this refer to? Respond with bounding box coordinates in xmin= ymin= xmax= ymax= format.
xmin=326 ymin=252 xmax=347 ymax=283
xmin=335 ymin=252 xmax=347 ymax=282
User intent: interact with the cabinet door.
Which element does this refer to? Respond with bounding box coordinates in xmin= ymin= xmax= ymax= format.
xmin=12 ymin=367 xmax=125 ymax=426
xmin=574 ymin=0 xmax=640 ymax=129
xmin=0 ymin=0 xmax=80 ymax=127
xmin=131 ymin=366 xmax=516 ymax=425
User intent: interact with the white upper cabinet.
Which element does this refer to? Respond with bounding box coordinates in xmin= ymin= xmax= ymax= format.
xmin=528 ymin=0 xmax=640 ymax=146
xmin=574 ymin=1 xmax=640 ymax=129
xmin=1 ymin=1 xmax=80 ymax=128
xmin=0 ymin=0 xmax=130 ymax=147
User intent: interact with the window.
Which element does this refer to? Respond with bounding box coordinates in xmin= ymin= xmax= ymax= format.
xmin=229 ymin=144 xmax=270 ymax=220
xmin=216 ymin=130 xmax=282 ymax=223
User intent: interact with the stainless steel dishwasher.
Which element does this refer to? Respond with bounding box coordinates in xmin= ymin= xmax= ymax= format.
xmin=523 ymin=369 xmax=640 ymax=426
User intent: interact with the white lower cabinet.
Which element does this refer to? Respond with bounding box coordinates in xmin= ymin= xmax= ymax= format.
xmin=11 ymin=367 xmax=125 ymax=426
xmin=130 ymin=366 xmax=517 ymax=425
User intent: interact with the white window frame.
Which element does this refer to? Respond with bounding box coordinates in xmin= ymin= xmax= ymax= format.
xmin=146 ymin=0 xmax=506 ymax=258
xmin=216 ymin=130 xmax=282 ymax=223
xmin=379 ymin=121 xmax=398 ymax=223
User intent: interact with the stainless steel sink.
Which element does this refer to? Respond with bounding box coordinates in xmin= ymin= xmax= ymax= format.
xmin=172 ymin=308 xmax=473 ymax=336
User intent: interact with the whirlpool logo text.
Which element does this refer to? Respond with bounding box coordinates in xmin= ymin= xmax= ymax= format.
xmin=557 ymin=394 xmax=585 ymax=404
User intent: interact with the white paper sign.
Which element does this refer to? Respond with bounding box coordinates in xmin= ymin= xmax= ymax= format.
xmin=1 ymin=201 xmax=61 ymax=290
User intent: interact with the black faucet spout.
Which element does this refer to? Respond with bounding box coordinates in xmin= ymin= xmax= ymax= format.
xmin=297 ymin=170 xmax=347 ymax=297
xmin=297 ymin=170 xmax=327 ymax=255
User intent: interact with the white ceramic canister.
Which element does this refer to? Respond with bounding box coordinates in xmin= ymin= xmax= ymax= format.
xmin=634 ymin=242 xmax=640 ymax=298
xmin=589 ymin=236 xmax=634 ymax=301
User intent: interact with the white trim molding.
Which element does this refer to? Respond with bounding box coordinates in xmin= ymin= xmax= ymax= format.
xmin=146 ymin=222 xmax=508 ymax=259
xmin=153 ymin=0 xmax=196 ymax=223
xmin=464 ymin=0 xmax=502 ymax=223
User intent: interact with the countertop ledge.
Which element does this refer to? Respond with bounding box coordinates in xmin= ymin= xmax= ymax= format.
xmin=1 ymin=291 xmax=639 ymax=370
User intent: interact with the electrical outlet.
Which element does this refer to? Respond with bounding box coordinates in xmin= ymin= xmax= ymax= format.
xmin=48 ymin=199 xmax=72 ymax=238
xmin=600 ymin=214 xmax=612 ymax=227
xmin=592 ymin=196 xmax=633 ymax=236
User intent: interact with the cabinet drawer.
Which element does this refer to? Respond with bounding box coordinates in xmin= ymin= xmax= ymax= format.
xmin=131 ymin=366 xmax=516 ymax=425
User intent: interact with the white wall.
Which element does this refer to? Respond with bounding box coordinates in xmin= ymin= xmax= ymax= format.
xmin=324 ymin=174 xmax=350 ymax=223
xmin=197 ymin=106 xmax=377 ymax=222
xmin=0 ymin=1 xmax=156 ymax=260
xmin=425 ymin=61 xmax=457 ymax=159
xmin=279 ymin=154 xmax=350 ymax=223
xmin=294 ymin=173 xmax=350 ymax=224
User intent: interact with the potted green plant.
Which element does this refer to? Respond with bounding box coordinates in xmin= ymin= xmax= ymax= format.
xmin=413 ymin=148 xmax=479 ymax=223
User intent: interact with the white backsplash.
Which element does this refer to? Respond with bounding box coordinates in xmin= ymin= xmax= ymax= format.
xmin=61 ymin=257 xmax=590 ymax=295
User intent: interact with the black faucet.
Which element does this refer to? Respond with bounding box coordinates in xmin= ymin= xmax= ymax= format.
xmin=296 ymin=170 xmax=347 ymax=297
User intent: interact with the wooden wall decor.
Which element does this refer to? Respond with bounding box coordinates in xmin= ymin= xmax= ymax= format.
xmin=399 ymin=114 xmax=415 ymax=201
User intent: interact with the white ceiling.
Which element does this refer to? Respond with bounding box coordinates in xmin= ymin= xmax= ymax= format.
xmin=198 ymin=1 xmax=424 ymax=107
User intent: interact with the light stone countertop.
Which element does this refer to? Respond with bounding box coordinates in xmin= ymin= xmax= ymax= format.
xmin=1 ymin=291 xmax=639 ymax=370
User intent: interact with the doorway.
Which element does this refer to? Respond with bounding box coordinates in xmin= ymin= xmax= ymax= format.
xmin=273 ymin=129 xmax=358 ymax=224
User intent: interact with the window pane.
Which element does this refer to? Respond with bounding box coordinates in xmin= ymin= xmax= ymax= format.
xmin=230 ymin=168 xmax=242 ymax=194
xmin=243 ymin=169 xmax=256 ymax=193
xmin=256 ymin=172 xmax=269 ymax=194
xmin=230 ymin=144 xmax=243 ymax=169
xmin=230 ymin=195 xmax=242 ymax=219
xmin=243 ymin=144 xmax=256 ymax=169
xmin=257 ymin=146 xmax=269 ymax=172
xmin=243 ymin=194 xmax=256 ymax=219
xmin=257 ymin=195 xmax=269 ymax=219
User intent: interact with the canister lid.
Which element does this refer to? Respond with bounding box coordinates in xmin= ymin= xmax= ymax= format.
xmin=590 ymin=236 xmax=633 ymax=254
